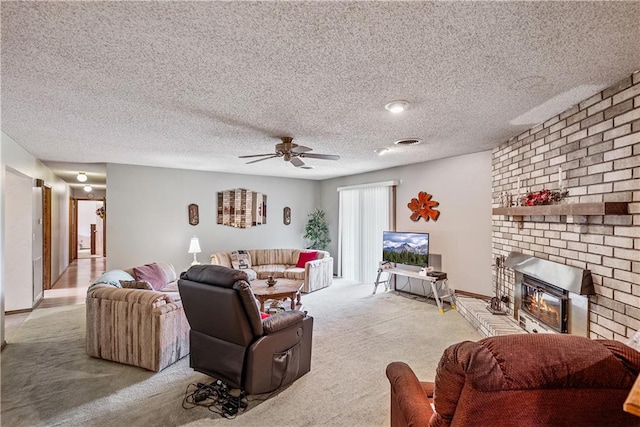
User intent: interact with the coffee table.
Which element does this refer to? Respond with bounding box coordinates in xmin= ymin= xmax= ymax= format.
xmin=251 ymin=278 xmax=303 ymax=313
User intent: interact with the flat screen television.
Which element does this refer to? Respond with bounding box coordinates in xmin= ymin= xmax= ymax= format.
xmin=382 ymin=231 xmax=429 ymax=267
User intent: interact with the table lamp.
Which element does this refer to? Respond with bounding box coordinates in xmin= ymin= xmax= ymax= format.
xmin=188 ymin=236 xmax=202 ymax=266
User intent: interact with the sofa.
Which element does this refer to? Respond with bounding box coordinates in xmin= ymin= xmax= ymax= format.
xmin=386 ymin=334 xmax=640 ymax=427
xmin=210 ymin=249 xmax=333 ymax=293
xmin=85 ymin=262 xmax=190 ymax=372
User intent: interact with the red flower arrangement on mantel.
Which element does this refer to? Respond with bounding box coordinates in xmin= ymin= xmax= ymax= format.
xmin=521 ymin=189 xmax=568 ymax=206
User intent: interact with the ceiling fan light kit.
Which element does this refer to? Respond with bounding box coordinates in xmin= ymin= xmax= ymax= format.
xmin=239 ymin=137 xmax=340 ymax=168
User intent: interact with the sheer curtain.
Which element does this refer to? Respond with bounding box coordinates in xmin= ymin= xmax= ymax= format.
xmin=338 ymin=183 xmax=395 ymax=283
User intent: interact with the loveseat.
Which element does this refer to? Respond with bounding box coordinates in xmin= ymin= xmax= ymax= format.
xmin=210 ymin=249 xmax=333 ymax=293
xmin=85 ymin=262 xmax=190 ymax=372
xmin=386 ymin=334 xmax=640 ymax=426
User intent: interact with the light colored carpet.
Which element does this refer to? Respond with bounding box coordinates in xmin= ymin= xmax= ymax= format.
xmin=1 ymin=279 xmax=481 ymax=426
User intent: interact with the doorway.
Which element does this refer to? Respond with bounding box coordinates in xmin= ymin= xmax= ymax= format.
xmin=70 ymin=198 xmax=106 ymax=261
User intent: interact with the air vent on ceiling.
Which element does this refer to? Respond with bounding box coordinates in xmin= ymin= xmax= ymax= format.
xmin=393 ymin=138 xmax=422 ymax=146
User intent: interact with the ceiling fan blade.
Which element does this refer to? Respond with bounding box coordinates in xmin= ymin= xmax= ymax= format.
xmin=299 ymin=153 xmax=340 ymax=161
xmin=292 ymin=145 xmax=313 ymax=154
xmin=239 ymin=153 xmax=275 ymax=159
xmin=246 ymin=155 xmax=277 ymax=164
xmin=290 ymin=157 xmax=305 ymax=167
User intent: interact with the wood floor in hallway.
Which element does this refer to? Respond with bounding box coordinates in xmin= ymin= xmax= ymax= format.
xmin=38 ymin=257 xmax=106 ymax=308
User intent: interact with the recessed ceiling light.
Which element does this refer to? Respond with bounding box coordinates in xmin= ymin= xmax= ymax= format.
xmin=300 ymin=165 xmax=314 ymax=170
xmin=384 ymin=100 xmax=409 ymax=113
xmin=77 ymin=172 xmax=88 ymax=182
xmin=374 ymin=148 xmax=390 ymax=155
xmin=84 ymin=185 xmax=92 ymax=192
xmin=393 ymin=138 xmax=422 ymax=146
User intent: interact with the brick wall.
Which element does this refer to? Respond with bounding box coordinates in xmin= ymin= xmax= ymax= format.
xmin=492 ymin=71 xmax=640 ymax=341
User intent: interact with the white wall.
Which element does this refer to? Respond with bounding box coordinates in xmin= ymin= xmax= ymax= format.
xmin=1 ymin=132 xmax=70 ymax=339
xmin=106 ymin=164 xmax=320 ymax=272
xmin=4 ymin=170 xmax=33 ymax=311
xmin=1 ymin=133 xmax=70 ymax=280
xmin=32 ymin=186 xmax=44 ymax=302
xmin=320 ymin=151 xmax=493 ymax=296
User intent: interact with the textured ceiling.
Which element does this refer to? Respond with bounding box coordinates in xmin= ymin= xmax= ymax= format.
xmin=2 ymin=2 xmax=640 ymax=182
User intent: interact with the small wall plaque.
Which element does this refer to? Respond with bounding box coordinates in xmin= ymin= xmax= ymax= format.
xmin=283 ymin=207 xmax=291 ymax=225
xmin=188 ymin=204 xmax=199 ymax=226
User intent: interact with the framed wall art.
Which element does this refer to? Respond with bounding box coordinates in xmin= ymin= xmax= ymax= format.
xmin=283 ymin=207 xmax=291 ymax=225
xmin=188 ymin=204 xmax=199 ymax=226
xmin=217 ymin=188 xmax=267 ymax=228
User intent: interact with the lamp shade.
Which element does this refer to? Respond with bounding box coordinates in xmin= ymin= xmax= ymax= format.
xmin=188 ymin=236 xmax=201 ymax=254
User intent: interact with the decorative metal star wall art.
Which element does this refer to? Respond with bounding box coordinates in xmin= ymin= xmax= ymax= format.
xmin=408 ymin=191 xmax=440 ymax=222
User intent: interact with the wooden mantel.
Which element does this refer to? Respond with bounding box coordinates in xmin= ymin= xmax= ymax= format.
xmin=492 ymin=202 xmax=629 ymax=217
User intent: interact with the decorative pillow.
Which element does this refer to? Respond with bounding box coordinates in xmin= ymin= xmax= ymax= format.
xmin=133 ymin=263 xmax=166 ymax=291
xmin=230 ymin=250 xmax=252 ymax=270
xmin=119 ymin=280 xmax=153 ymax=290
xmin=89 ymin=270 xmax=134 ymax=291
xmin=296 ymin=251 xmax=318 ymax=268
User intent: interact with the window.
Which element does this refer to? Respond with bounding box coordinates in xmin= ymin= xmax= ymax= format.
xmin=338 ymin=182 xmax=396 ymax=283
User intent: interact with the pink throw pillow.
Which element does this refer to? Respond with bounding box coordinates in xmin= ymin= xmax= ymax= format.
xmin=133 ymin=263 xmax=166 ymax=291
xmin=296 ymin=251 xmax=318 ymax=268
xmin=260 ymin=312 xmax=270 ymax=319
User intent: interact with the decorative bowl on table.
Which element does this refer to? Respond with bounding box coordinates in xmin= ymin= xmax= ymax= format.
xmin=266 ymin=277 xmax=277 ymax=287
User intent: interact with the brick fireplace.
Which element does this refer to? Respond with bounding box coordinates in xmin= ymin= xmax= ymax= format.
xmin=505 ymin=252 xmax=593 ymax=337
xmin=492 ymin=71 xmax=640 ymax=341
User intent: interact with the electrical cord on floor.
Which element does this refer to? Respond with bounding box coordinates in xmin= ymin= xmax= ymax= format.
xmin=182 ymin=381 xmax=246 ymax=419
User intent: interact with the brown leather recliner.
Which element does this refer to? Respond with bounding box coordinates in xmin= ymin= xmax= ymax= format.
xmin=387 ymin=334 xmax=640 ymax=427
xmin=178 ymin=265 xmax=313 ymax=395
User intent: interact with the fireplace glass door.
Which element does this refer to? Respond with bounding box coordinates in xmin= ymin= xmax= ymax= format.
xmin=521 ymin=275 xmax=568 ymax=333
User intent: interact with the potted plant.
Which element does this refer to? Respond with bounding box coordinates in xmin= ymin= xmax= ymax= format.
xmin=304 ymin=209 xmax=330 ymax=250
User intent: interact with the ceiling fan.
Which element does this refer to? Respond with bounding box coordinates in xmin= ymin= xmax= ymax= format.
xmin=239 ymin=137 xmax=340 ymax=168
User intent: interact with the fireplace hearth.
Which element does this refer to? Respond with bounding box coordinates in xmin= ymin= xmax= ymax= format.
xmin=505 ymin=252 xmax=594 ymax=337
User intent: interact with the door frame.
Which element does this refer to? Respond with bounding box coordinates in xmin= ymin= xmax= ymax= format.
xmin=69 ymin=198 xmax=77 ymax=262
xmin=42 ymin=183 xmax=52 ymax=290
xmin=69 ymin=197 xmax=106 ymax=261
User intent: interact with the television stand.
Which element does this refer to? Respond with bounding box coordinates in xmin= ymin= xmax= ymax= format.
xmin=373 ymin=264 xmax=456 ymax=314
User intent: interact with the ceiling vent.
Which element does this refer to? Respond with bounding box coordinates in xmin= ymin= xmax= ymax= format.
xmin=393 ymin=138 xmax=422 ymax=146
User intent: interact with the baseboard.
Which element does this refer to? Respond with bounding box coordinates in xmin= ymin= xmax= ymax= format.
xmin=4 ymin=308 xmax=33 ymax=316
xmin=454 ymin=290 xmax=492 ymax=301
xmin=33 ymin=296 xmax=43 ymax=309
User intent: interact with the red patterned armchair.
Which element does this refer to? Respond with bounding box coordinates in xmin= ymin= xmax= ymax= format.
xmin=387 ymin=334 xmax=640 ymax=427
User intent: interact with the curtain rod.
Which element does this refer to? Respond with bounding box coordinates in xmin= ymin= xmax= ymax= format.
xmin=336 ymin=180 xmax=399 ymax=191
